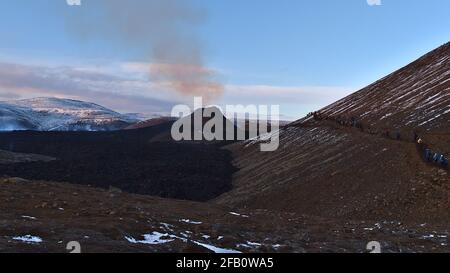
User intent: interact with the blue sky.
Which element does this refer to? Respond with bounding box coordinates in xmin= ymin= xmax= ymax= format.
xmin=0 ymin=0 xmax=449 ymax=119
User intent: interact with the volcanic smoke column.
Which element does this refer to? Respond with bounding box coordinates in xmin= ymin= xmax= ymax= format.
xmin=66 ymin=0 xmax=223 ymax=102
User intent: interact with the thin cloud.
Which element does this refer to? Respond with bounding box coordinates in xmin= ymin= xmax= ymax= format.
xmin=221 ymin=85 xmax=354 ymax=105
xmin=0 ymin=60 xmax=355 ymax=120
xmin=367 ymin=0 xmax=382 ymax=6
xmin=0 ymin=61 xmax=176 ymax=114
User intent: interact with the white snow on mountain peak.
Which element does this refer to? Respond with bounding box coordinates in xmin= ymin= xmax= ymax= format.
xmin=0 ymin=97 xmax=139 ymax=131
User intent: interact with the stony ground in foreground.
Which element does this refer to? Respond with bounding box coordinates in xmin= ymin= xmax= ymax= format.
xmin=1 ymin=177 xmax=449 ymax=253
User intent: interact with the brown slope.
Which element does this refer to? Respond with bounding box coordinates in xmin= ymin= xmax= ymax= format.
xmin=318 ymin=41 xmax=450 ymax=132
xmin=2 ymin=177 xmax=450 ymax=253
xmin=214 ymin=42 xmax=450 ymax=224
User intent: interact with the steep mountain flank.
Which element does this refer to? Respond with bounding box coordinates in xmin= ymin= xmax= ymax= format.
xmin=320 ymin=42 xmax=450 ymax=132
xmin=215 ymin=42 xmax=450 ymax=224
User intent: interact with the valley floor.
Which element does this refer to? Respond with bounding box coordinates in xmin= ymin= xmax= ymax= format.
xmin=0 ymin=121 xmax=449 ymax=253
xmin=1 ymin=177 xmax=449 ymax=253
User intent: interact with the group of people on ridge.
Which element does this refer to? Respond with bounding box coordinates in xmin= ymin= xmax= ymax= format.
xmin=307 ymin=111 xmax=449 ymax=170
xmin=416 ymin=135 xmax=449 ymax=167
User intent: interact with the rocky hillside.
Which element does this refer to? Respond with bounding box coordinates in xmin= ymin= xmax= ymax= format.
xmin=215 ymin=42 xmax=450 ymax=224
xmin=319 ymin=42 xmax=450 ymax=132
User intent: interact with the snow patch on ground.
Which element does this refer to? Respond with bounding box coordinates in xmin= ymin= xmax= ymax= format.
xmin=160 ymin=222 xmax=174 ymax=231
xmin=237 ymin=241 xmax=263 ymax=248
xmin=179 ymin=219 xmax=202 ymax=225
xmin=193 ymin=241 xmax=241 ymax=254
xmin=125 ymin=232 xmax=174 ymax=245
xmin=21 ymin=215 xmax=37 ymax=220
xmin=229 ymin=212 xmax=250 ymax=218
xmin=12 ymin=235 xmax=43 ymax=244
xmin=126 ymin=230 xmax=241 ymax=253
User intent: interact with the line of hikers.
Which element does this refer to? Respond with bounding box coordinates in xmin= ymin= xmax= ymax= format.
xmin=417 ymin=138 xmax=449 ymax=168
xmin=307 ymin=111 xmax=449 ymax=170
xmin=307 ymin=112 xmax=378 ymax=134
xmin=424 ymin=148 xmax=449 ymax=167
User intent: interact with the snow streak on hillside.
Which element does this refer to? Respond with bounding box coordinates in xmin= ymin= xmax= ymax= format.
xmin=320 ymin=42 xmax=450 ymax=131
xmin=219 ymin=42 xmax=450 ymax=222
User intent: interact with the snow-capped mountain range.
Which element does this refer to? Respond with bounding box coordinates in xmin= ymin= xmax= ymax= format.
xmin=0 ymin=97 xmax=139 ymax=131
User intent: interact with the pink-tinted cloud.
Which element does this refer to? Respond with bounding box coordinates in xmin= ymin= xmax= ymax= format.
xmin=0 ymin=61 xmax=175 ymax=114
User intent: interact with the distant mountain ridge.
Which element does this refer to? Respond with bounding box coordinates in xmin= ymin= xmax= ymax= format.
xmin=0 ymin=97 xmax=138 ymax=131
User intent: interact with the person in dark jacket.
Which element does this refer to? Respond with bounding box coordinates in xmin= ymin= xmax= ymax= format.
xmin=442 ymin=157 xmax=449 ymax=167
xmin=424 ymin=149 xmax=432 ymax=161
xmin=433 ymin=153 xmax=440 ymax=163
xmin=438 ymin=155 xmax=445 ymax=165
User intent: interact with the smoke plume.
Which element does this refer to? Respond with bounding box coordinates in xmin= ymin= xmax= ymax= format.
xmin=67 ymin=0 xmax=223 ymax=102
